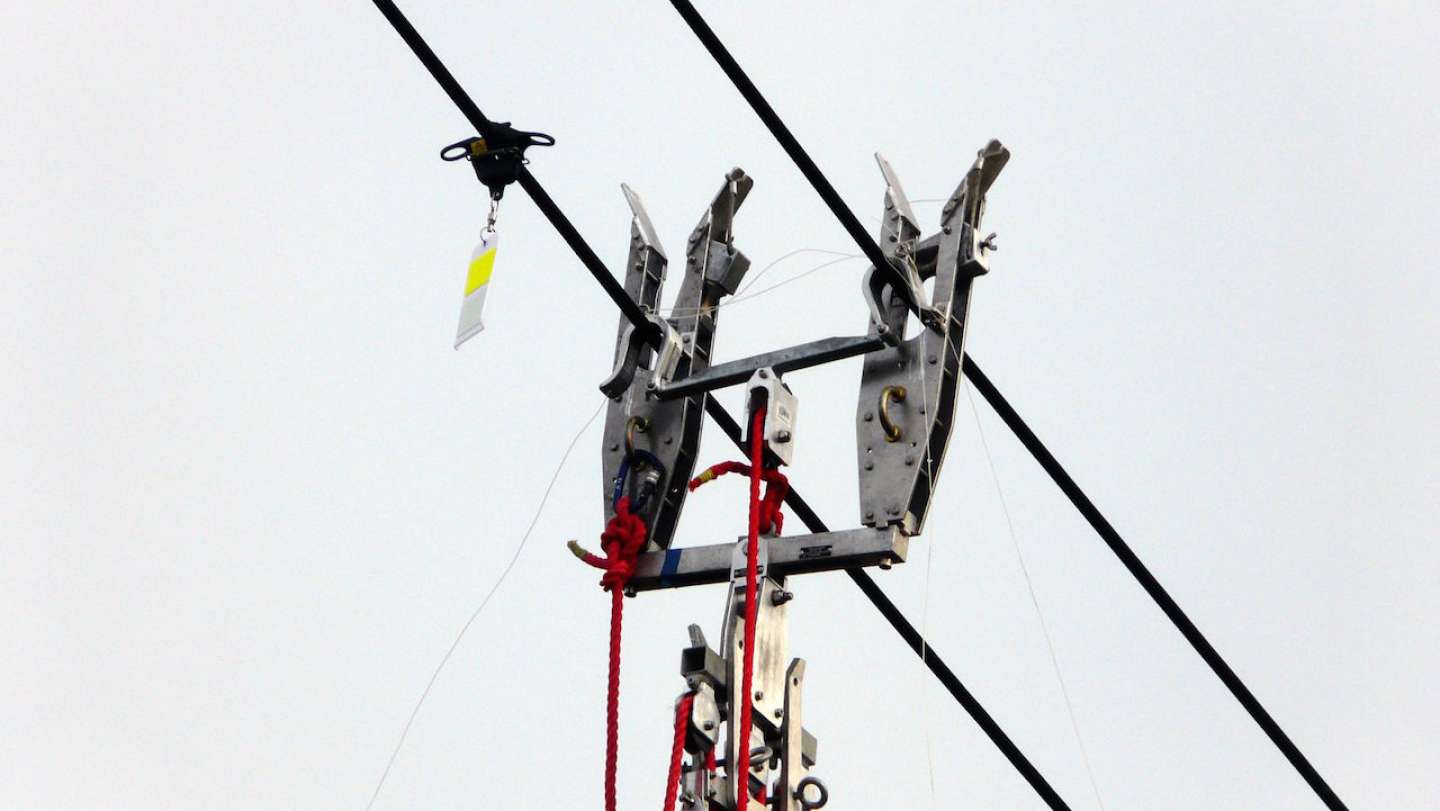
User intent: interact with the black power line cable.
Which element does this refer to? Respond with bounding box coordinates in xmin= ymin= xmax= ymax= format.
xmin=367 ymin=1 xmax=1070 ymax=807
xmin=962 ymin=360 xmax=1348 ymax=810
xmin=666 ymin=3 xmax=887 ymax=276
xmin=370 ymin=0 xmax=654 ymax=338
xmin=664 ymin=2 xmax=1348 ymax=807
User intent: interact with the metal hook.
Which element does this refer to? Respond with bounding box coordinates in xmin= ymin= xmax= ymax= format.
xmin=625 ymin=416 xmax=650 ymax=455
xmin=878 ymin=385 xmax=906 ymax=442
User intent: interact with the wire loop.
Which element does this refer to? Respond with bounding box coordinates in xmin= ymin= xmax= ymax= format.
xmin=795 ymin=776 xmax=829 ymax=809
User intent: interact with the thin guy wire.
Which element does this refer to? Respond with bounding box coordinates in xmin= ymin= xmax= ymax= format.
xmin=863 ymin=197 xmax=949 ymax=809
xmin=918 ymin=332 xmax=940 ymax=810
xmin=659 ymin=252 xmax=864 ymax=317
xmin=660 ymin=198 xmax=953 ymax=319
xmin=963 ymin=376 xmax=1107 ymax=811
xmin=364 ymin=399 xmax=605 ymax=810
xmin=735 ymin=247 xmax=857 ymax=296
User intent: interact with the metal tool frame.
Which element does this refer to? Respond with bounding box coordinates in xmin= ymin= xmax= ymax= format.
xmin=601 ymin=143 xmax=1006 ymax=809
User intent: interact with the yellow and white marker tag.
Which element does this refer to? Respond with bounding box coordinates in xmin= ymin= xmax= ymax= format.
xmin=454 ymin=231 xmax=497 ymax=349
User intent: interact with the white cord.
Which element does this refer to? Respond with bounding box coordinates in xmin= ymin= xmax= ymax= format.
xmin=918 ymin=357 xmax=940 ymax=810
xmin=962 ymin=376 xmax=1107 ymax=811
xmin=660 ymin=251 xmax=864 ymax=317
xmin=364 ymin=399 xmax=605 ymax=810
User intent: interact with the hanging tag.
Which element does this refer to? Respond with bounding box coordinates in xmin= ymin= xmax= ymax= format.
xmin=454 ymin=230 xmax=497 ymax=349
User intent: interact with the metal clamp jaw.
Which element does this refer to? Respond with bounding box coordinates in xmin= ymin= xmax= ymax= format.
xmin=600 ymin=170 xmax=754 ymax=549
xmin=857 ymin=141 xmax=1009 ymax=535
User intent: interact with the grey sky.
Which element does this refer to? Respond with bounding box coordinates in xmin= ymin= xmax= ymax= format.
xmin=4 ymin=1 xmax=1437 ymax=809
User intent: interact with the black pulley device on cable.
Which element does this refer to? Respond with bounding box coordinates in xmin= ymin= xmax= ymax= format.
xmin=441 ymin=122 xmax=554 ymax=199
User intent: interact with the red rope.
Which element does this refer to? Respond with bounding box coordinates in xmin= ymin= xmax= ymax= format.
xmin=736 ymin=406 xmax=766 ymax=806
xmin=663 ymin=693 xmax=696 ymax=810
xmin=686 ymin=410 xmax=777 ymax=806
xmin=573 ymin=497 xmax=649 ymax=811
xmin=577 ymin=420 xmax=776 ymax=810
xmin=688 ymin=461 xmax=789 ymax=535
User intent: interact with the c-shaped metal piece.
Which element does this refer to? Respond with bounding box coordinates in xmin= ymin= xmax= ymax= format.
xmin=878 ymin=385 xmax=906 ymax=442
xmin=624 ymin=416 xmax=649 ymax=455
xmin=599 ymin=314 xmax=683 ymax=399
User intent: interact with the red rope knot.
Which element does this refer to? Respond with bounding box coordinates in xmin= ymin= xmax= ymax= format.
xmin=569 ymin=496 xmax=649 ymax=591
xmin=688 ymin=461 xmax=790 ymax=535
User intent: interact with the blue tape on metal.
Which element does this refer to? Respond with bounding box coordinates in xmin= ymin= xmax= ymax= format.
xmin=660 ymin=548 xmax=682 ymax=586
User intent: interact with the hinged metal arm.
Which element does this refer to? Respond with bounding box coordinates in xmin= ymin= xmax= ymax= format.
xmin=600 ymin=170 xmax=754 ymax=549
xmin=856 ymin=141 xmax=1008 ymax=536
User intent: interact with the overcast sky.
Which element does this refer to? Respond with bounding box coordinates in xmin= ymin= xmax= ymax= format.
xmin=4 ymin=1 xmax=1438 ymax=809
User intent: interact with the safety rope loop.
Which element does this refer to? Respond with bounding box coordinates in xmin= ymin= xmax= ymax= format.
xmin=688 ymin=461 xmax=789 ymax=535
xmin=664 ymin=693 xmax=697 ymax=810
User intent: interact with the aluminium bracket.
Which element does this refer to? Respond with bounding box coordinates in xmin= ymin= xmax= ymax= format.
xmin=600 ymin=170 xmax=754 ymax=549
xmin=856 ymin=141 xmax=1009 ymax=536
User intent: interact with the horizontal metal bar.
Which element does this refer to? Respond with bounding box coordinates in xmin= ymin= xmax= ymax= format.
xmin=629 ymin=525 xmax=907 ymax=592
xmin=654 ymin=334 xmax=886 ymax=400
